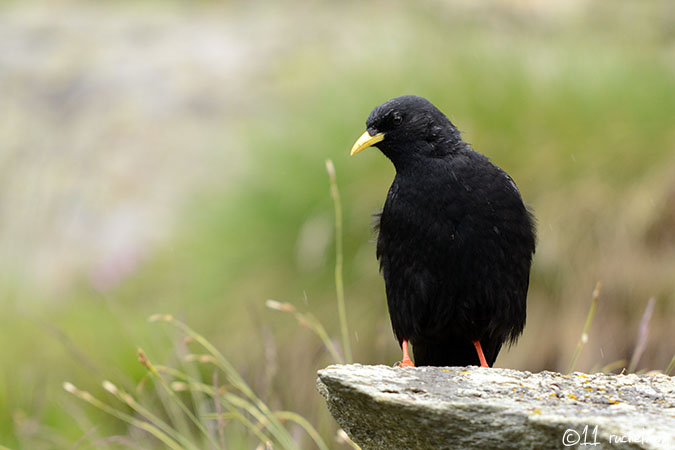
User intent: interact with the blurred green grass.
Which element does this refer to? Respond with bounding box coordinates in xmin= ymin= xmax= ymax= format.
xmin=1 ymin=0 xmax=674 ymax=448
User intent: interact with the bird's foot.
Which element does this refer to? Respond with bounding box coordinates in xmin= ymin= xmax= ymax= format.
xmin=394 ymin=339 xmax=415 ymax=368
xmin=472 ymin=340 xmax=489 ymax=368
xmin=394 ymin=358 xmax=415 ymax=368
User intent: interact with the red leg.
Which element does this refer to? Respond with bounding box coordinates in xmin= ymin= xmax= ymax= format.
xmin=397 ymin=339 xmax=415 ymax=367
xmin=473 ymin=340 xmax=489 ymax=368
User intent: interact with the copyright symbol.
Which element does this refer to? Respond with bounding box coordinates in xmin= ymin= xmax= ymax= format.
xmin=562 ymin=429 xmax=580 ymax=446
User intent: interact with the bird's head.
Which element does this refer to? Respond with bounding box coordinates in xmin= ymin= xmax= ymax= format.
xmin=350 ymin=95 xmax=462 ymax=165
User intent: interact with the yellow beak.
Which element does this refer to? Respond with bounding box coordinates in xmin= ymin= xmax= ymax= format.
xmin=350 ymin=130 xmax=385 ymax=156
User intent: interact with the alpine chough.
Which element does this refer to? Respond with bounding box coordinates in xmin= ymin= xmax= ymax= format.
xmin=350 ymin=95 xmax=535 ymax=367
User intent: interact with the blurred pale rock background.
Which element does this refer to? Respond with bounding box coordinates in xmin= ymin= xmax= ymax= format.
xmin=0 ymin=1 xmax=673 ymax=448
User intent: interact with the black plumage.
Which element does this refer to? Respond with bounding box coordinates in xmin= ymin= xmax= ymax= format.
xmin=350 ymin=95 xmax=536 ymax=367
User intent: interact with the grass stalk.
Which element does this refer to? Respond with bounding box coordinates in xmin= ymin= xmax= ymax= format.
xmin=325 ymin=159 xmax=352 ymax=364
xmin=101 ymin=380 xmax=198 ymax=450
xmin=628 ymin=297 xmax=655 ymax=373
xmin=274 ymin=411 xmax=330 ymax=450
xmin=63 ymin=382 xmax=184 ymax=450
xmin=266 ymin=300 xmax=343 ymax=363
xmin=180 ymin=337 xmax=213 ymax=441
xmin=567 ymin=281 xmax=601 ymax=373
xmin=150 ymin=315 xmax=297 ymax=449
xmin=169 ymin=371 xmax=297 ymax=448
xmin=666 ymin=355 xmax=675 ymax=376
xmin=599 ymin=359 xmax=628 ymax=374
xmin=138 ymin=348 xmax=220 ymax=449
xmin=212 ymin=371 xmax=226 ymax=449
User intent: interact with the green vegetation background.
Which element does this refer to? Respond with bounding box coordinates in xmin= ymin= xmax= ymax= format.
xmin=1 ymin=0 xmax=673 ymax=448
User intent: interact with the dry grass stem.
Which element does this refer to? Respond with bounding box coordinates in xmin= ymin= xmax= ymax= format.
xmin=628 ymin=297 xmax=655 ymax=373
xmin=326 ymin=159 xmax=352 ymax=363
xmin=567 ymin=281 xmax=601 ymax=373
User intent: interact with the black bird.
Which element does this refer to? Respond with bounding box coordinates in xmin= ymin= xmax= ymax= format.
xmin=350 ymin=95 xmax=535 ymax=367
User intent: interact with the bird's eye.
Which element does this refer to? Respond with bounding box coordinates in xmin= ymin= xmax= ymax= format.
xmin=392 ymin=114 xmax=403 ymax=126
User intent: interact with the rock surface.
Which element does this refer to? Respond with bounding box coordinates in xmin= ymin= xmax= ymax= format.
xmin=317 ymin=364 xmax=675 ymax=450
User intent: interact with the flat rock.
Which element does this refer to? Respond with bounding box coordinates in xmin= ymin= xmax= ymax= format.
xmin=317 ymin=364 xmax=675 ymax=450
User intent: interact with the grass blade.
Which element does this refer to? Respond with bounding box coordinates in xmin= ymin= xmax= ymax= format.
xmin=567 ymin=281 xmax=601 ymax=373
xmin=326 ymin=159 xmax=352 ymax=363
xmin=63 ymin=382 xmax=184 ymax=450
xmin=665 ymin=355 xmax=675 ymax=376
xmin=101 ymin=380 xmax=198 ymax=450
xmin=628 ymin=297 xmax=655 ymax=373
xmin=150 ymin=315 xmax=298 ymax=449
xmin=138 ymin=349 xmax=221 ymax=449
xmin=266 ymin=300 xmax=343 ymax=363
xmin=169 ymin=374 xmax=283 ymax=447
xmin=275 ymin=411 xmax=329 ymax=450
